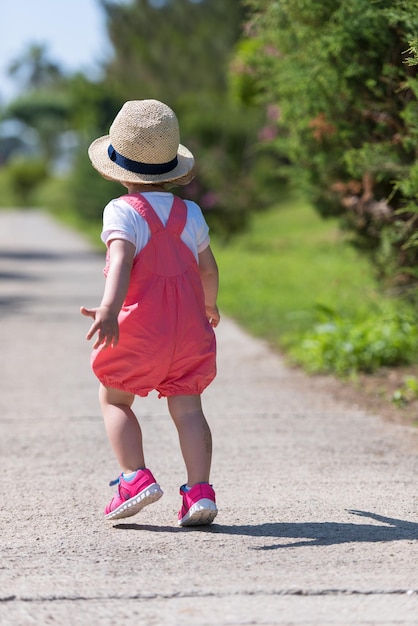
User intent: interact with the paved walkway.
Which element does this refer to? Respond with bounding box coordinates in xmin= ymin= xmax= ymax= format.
xmin=1 ymin=209 xmax=418 ymax=626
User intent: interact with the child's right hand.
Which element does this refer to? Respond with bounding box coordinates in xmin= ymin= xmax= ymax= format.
xmin=80 ymin=305 xmax=120 ymax=349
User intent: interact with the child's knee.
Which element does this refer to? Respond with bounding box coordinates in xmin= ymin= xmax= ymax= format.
xmin=99 ymin=384 xmax=135 ymax=407
xmin=167 ymin=394 xmax=203 ymax=420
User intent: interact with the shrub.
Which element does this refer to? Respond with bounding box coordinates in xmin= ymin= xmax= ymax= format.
xmin=289 ymin=307 xmax=418 ymax=375
xmin=6 ymin=157 xmax=48 ymax=206
xmin=239 ymin=0 xmax=418 ymax=294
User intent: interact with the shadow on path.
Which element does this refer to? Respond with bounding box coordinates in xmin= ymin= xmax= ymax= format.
xmin=0 ymin=250 xmax=100 ymax=262
xmin=114 ymin=511 xmax=418 ymax=550
xmin=0 ymin=249 xmax=102 ymax=315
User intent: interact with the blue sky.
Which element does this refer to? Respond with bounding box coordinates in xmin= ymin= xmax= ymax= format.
xmin=0 ymin=0 xmax=111 ymax=103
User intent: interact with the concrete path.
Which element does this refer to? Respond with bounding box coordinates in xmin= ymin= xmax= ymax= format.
xmin=1 ymin=209 xmax=418 ymax=626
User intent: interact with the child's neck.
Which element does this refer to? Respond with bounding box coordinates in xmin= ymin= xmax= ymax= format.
xmin=125 ymin=183 xmax=168 ymax=194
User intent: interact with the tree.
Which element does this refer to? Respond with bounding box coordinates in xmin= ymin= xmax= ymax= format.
xmin=101 ymin=0 xmax=245 ymax=103
xmin=2 ymin=44 xmax=70 ymax=165
xmin=8 ymin=43 xmax=64 ymax=91
xmin=67 ymin=0 xmax=279 ymax=237
xmin=4 ymin=92 xmax=70 ymax=162
xmin=239 ymin=0 xmax=418 ymax=292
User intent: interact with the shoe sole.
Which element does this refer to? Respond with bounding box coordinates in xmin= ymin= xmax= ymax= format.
xmin=105 ymin=483 xmax=163 ymax=521
xmin=178 ymin=498 xmax=218 ymax=527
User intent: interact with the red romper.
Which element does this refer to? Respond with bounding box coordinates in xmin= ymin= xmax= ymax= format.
xmin=91 ymin=193 xmax=217 ymax=397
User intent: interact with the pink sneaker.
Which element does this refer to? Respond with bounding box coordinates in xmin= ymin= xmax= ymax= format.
xmin=104 ymin=468 xmax=163 ymax=521
xmin=178 ymin=483 xmax=218 ymax=527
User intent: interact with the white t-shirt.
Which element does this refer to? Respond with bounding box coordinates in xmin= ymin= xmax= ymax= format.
xmin=101 ymin=192 xmax=210 ymax=262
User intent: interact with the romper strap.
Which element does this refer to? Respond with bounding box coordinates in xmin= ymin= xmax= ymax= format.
xmin=121 ymin=193 xmax=163 ymax=234
xmin=166 ymin=196 xmax=187 ymax=236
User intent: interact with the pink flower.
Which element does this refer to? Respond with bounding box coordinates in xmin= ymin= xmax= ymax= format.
xmin=258 ymin=125 xmax=278 ymax=142
xmin=266 ymin=104 xmax=281 ymax=122
xmin=200 ymin=192 xmax=219 ymax=209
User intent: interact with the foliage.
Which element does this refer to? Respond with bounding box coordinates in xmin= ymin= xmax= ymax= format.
xmin=0 ymin=166 xmax=16 ymax=206
xmin=7 ymin=43 xmax=64 ymax=91
xmin=178 ymin=98 xmax=279 ymax=239
xmin=1 ymin=1 xmax=282 ymax=234
xmin=62 ymin=75 xmax=126 ymax=222
xmin=102 ymin=0 xmax=244 ymax=102
xmin=31 ymin=175 xmax=105 ymax=243
xmin=68 ymin=139 xmax=123 ymax=222
xmin=392 ymin=375 xmax=418 ymax=407
xmin=66 ymin=74 xmax=122 ymax=139
xmin=78 ymin=0 xmax=281 ymax=238
xmin=1 ymin=43 xmax=71 ymax=163
xmin=212 ymin=194 xmax=400 ymax=342
xmin=289 ymin=308 xmax=418 ymax=376
xmin=0 ymin=44 xmax=72 ymax=201
xmin=1 ymin=57 xmax=122 ymax=214
xmin=214 ymin=191 xmax=418 ymax=375
xmin=5 ymin=157 xmax=48 ymax=206
xmin=238 ymin=0 xmax=418 ymax=294
xmin=3 ymin=91 xmax=71 ymax=162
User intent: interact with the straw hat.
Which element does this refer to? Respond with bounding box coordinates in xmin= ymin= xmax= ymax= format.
xmin=88 ymin=99 xmax=195 ymax=184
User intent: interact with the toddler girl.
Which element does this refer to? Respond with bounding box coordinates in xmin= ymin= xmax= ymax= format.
xmin=81 ymin=99 xmax=220 ymax=526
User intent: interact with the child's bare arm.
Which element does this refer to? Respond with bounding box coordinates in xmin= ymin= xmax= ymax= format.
xmin=81 ymin=239 xmax=135 ymax=348
xmin=198 ymin=245 xmax=220 ymax=327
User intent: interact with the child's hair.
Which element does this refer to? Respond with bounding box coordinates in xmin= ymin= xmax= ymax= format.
xmin=165 ymin=167 xmax=196 ymax=187
xmin=120 ymin=166 xmax=196 ymax=190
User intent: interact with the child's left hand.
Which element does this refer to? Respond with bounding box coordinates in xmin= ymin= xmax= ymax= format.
xmin=206 ymin=305 xmax=220 ymax=328
xmin=80 ymin=305 xmax=119 ymax=349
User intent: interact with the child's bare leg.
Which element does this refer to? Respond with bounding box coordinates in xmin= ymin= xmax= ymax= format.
xmin=167 ymin=394 xmax=212 ymax=487
xmin=99 ymin=384 xmax=145 ymax=473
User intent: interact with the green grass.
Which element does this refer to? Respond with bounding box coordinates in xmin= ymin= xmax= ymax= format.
xmin=0 ymin=168 xmax=18 ymax=207
xmin=4 ymin=170 xmax=415 ymax=373
xmin=212 ymin=196 xmax=399 ymax=350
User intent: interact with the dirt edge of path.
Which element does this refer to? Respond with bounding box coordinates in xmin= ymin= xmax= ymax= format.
xmin=292 ymin=362 xmax=418 ymax=429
